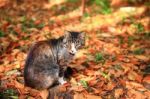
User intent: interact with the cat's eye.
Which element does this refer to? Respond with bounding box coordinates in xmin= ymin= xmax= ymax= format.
xmin=63 ymin=42 xmax=67 ymax=48
xmin=63 ymin=44 xmax=67 ymax=48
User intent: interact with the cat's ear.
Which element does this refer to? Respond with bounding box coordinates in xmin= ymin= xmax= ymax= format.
xmin=63 ymin=30 xmax=70 ymax=42
xmin=79 ymin=32 xmax=86 ymax=46
xmin=79 ymin=32 xmax=85 ymax=40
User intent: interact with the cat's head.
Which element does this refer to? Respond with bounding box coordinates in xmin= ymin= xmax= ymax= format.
xmin=63 ymin=31 xmax=85 ymax=55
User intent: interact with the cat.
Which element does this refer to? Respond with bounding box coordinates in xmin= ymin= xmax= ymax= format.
xmin=24 ymin=31 xmax=85 ymax=98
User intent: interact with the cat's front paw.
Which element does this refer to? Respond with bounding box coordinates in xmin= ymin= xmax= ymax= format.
xmin=58 ymin=77 xmax=67 ymax=85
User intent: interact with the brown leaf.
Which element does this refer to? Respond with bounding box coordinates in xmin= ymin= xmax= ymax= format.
xmin=114 ymin=88 xmax=124 ymax=99
xmin=143 ymin=75 xmax=150 ymax=90
xmin=128 ymin=71 xmax=142 ymax=82
xmin=105 ymin=82 xmax=116 ymax=91
xmin=88 ymin=79 xmax=97 ymax=86
xmin=135 ymin=55 xmax=149 ymax=61
xmin=74 ymin=93 xmax=102 ymax=99
xmin=40 ymin=89 xmax=49 ymax=99
xmin=70 ymin=85 xmax=85 ymax=92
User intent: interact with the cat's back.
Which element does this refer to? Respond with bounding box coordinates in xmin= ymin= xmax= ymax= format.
xmin=29 ymin=40 xmax=51 ymax=57
xmin=25 ymin=40 xmax=55 ymax=66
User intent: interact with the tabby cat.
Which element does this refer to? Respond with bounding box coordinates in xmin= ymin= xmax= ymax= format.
xmin=24 ymin=31 xmax=85 ymax=91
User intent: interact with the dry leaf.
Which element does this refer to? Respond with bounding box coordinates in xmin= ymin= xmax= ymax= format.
xmin=114 ymin=88 xmax=124 ymax=99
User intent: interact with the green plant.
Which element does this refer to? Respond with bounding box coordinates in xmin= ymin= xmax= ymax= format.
xmin=20 ymin=17 xmax=45 ymax=32
xmin=67 ymin=0 xmax=79 ymax=3
xmin=144 ymin=2 xmax=150 ymax=6
xmin=0 ymin=30 xmax=5 ymax=37
xmin=128 ymin=36 xmax=134 ymax=46
xmin=144 ymin=32 xmax=150 ymax=39
xmin=133 ymin=48 xmax=145 ymax=55
xmin=95 ymin=52 xmax=104 ymax=61
xmin=80 ymin=80 xmax=88 ymax=88
xmin=119 ymin=36 xmax=124 ymax=44
xmin=99 ymin=71 xmax=110 ymax=80
xmin=83 ymin=12 xmax=90 ymax=18
xmin=94 ymin=0 xmax=112 ymax=14
xmin=36 ymin=23 xmax=45 ymax=29
xmin=134 ymin=23 xmax=144 ymax=33
xmin=114 ymin=64 xmax=124 ymax=70
xmin=0 ymin=89 xmax=18 ymax=99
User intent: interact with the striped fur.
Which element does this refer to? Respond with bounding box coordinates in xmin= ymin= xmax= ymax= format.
xmin=24 ymin=31 xmax=85 ymax=90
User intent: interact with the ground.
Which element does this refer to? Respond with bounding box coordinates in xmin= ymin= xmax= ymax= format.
xmin=0 ymin=0 xmax=150 ymax=99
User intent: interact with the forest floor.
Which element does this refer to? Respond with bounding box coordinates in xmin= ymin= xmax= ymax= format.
xmin=0 ymin=0 xmax=150 ymax=99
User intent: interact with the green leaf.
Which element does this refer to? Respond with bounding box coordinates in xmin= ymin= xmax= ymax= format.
xmin=0 ymin=30 xmax=5 ymax=37
xmin=95 ymin=52 xmax=105 ymax=62
xmin=114 ymin=64 xmax=124 ymax=70
xmin=80 ymin=80 xmax=88 ymax=88
xmin=134 ymin=23 xmax=144 ymax=33
xmin=36 ymin=23 xmax=45 ymax=29
xmin=99 ymin=71 xmax=110 ymax=80
xmin=67 ymin=0 xmax=78 ymax=3
xmin=94 ymin=0 xmax=111 ymax=14
xmin=0 ymin=89 xmax=18 ymax=99
xmin=20 ymin=16 xmax=27 ymax=23
xmin=83 ymin=12 xmax=90 ymax=18
xmin=5 ymin=69 xmax=19 ymax=76
xmin=128 ymin=36 xmax=134 ymax=46
xmin=144 ymin=32 xmax=150 ymax=39
xmin=133 ymin=48 xmax=145 ymax=55
xmin=9 ymin=96 xmax=18 ymax=99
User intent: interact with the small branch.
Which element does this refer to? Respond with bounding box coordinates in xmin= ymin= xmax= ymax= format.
xmin=81 ymin=0 xmax=85 ymax=16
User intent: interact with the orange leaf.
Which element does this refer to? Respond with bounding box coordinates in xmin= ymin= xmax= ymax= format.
xmin=114 ymin=88 xmax=124 ymax=99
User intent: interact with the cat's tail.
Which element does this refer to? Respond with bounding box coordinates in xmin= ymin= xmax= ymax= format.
xmin=48 ymin=85 xmax=73 ymax=99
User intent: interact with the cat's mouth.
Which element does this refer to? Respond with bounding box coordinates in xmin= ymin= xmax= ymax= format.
xmin=69 ymin=53 xmax=75 ymax=56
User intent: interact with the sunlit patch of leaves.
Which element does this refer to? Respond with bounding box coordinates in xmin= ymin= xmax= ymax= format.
xmin=133 ymin=48 xmax=145 ymax=55
xmin=0 ymin=89 xmax=18 ymax=99
xmin=93 ymin=0 xmax=112 ymax=14
xmin=5 ymin=69 xmax=19 ymax=76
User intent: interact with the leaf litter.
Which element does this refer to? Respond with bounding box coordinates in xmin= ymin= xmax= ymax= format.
xmin=0 ymin=0 xmax=150 ymax=99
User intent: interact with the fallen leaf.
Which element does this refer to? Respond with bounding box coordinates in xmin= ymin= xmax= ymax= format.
xmin=114 ymin=88 xmax=124 ymax=99
xmin=143 ymin=75 xmax=150 ymax=90
xmin=74 ymin=93 xmax=102 ymax=99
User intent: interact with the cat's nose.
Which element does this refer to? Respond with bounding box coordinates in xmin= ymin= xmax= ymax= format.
xmin=70 ymin=43 xmax=77 ymax=55
xmin=69 ymin=50 xmax=76 ymax=55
